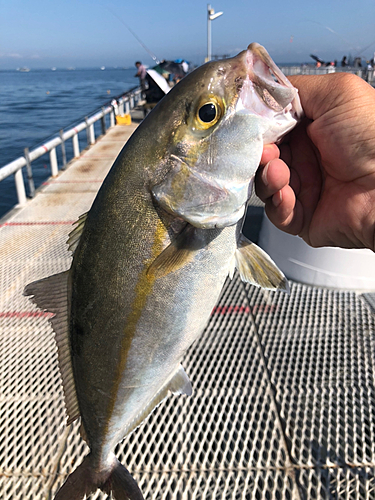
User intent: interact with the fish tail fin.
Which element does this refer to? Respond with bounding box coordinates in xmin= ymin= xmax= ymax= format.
xmin=54 ymin=454 xmax=144 ymax=500
xmin=102 ymin=457 xmax=144 ymax=500
xmin=54 ymin=454 xmax=96 ymax=500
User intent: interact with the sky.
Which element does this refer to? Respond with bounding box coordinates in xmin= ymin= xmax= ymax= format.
xmin=1 ymin=0 xmax=375 ymax=69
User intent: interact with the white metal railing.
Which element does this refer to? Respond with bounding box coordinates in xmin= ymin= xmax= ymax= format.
xmin=0 ymin=86 xmax=142 ymax=207
xmin=279 ymin=65 xmax=375 ymax=82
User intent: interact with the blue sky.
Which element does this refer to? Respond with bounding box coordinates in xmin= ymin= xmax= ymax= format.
xmin=1 ymin=0 xmax=375 ymax=69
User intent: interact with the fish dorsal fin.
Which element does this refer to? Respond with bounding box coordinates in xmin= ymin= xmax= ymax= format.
xmin=235 ymin=234 xmax=290 ymax=292
xmin=24 ymin=271 xmax=80 ymax=425
xmin=67 ymin=212 xmax=88 ymax=256
xmin=147 ymin=224 xmax=205 ymax=279
xmin=124 ymin=365 xmax=192 ymax=439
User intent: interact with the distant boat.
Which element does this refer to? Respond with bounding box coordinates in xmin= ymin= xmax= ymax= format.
xmin=17 ymin=67 xmax=30 ymax=72
xmin=101 ymin=66 xmax=105 ymax=70
xmin=67 ymin=67 xmax=75 ymax=71
xmin=51 ymin=67 xmax=56 ymax=71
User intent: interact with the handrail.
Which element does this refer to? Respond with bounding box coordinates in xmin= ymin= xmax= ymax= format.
xmin=279 ymin=65 xmax=374 ymax=81
xmin=0 ymin=86 xmax=143 ymax=207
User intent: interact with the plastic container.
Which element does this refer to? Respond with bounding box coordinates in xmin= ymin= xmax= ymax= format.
xmin=258 ymin=214 xmax=375 ymax=290
xmin=116 ymin=114 xmax=132 ymax=125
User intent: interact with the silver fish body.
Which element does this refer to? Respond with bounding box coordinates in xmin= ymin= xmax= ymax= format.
xmin=71 ymin=190 xmax=238 ymax=462
xmin=25 ymin=43 xmax=302 ymax=499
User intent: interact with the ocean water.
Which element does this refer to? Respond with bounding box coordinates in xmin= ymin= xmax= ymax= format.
xmin=0 ymin=67 xmax=137 ymax=218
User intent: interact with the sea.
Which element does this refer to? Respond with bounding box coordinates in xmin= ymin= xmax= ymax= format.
xmin=0 ymin=67 xmax=137 ymax=219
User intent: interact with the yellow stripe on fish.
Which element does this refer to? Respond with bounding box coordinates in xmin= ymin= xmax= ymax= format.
xmin=106 ymin=219 xmax=169 ymax=427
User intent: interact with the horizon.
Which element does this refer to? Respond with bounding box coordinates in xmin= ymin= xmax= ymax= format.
xmin=0 ymin=58 xmax=365 ymax=72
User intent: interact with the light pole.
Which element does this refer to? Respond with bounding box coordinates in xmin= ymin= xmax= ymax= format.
xmin=207 ymin=4 xmax=223 ymax=62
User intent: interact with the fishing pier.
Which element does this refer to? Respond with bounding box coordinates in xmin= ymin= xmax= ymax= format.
xmin=1 ymin=86 xmax=375 ymax=500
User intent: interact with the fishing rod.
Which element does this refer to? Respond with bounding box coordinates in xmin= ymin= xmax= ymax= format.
xmin=305 ymin=20 xmax=375 ymax=59
xmin=305 ymin=20 xmax=353 ymax=49
xmin=104 ymin=5 xmax=160 ymax=64
xmin=356 ymin=39 xmax=375 ymax=57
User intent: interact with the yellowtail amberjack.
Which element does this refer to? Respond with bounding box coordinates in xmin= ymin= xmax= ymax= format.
xmin=25 ymin=43 xmax=302 ymax=499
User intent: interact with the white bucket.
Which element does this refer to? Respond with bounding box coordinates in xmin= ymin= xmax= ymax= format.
xmin=258 ymin=214 xmax=375 ymax=290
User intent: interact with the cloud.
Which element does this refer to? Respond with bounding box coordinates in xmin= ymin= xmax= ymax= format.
xmin=4 ymin=53 xmax=23 ymax=58
xmin=0 ymin=52 xmax=42 ymax=59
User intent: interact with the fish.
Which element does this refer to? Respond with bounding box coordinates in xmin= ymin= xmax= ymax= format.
xmin=24 ymin=43 xmax=303 ymax=500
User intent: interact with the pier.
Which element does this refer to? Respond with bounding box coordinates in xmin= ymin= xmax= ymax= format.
xmin=1 ymin=104 xmax=375 ymax=499
xmin=279 ymin=64 xmax=375 ymax=83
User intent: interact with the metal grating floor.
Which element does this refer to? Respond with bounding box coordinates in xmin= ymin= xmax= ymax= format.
xmin=1 ymin=121 xmax=375 ymax=499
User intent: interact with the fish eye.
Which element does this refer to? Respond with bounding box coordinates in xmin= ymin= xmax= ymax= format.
xmin=198 ymin=102 xmax=217 ymax=123
xmin=194 ymin=98 xmax=223 ymax=130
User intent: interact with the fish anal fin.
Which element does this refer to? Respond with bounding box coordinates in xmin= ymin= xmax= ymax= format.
xmin=147 ymin=224 xmax=204 ymax=279
xmin=24 ymin=271 xmax=80 ymax=424
xmin=167 ymin=364 xmax=193 ymax=396
xmin=124 ymin=365 xmax=192 ymax=438
xmin=235 ymin=234 xmax=289 ymax=292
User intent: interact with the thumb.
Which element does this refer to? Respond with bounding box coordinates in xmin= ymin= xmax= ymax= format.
xmin=287 ymin=73 xmax=372 ymax=121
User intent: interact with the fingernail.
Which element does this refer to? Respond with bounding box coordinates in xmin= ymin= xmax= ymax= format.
xmin=272 ymin=191 xmax=282 ymax=207
xmin=262 ymin=162 xmax=270 ymax=187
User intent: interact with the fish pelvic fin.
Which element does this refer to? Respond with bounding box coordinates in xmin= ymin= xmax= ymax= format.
xmin=54 ymin=453 xmax=144 ymax=500
xmin=24 ymin=271 xmax=80 ymax=425
xmin=124 ymin=365 xmax=192 ymax=439
xmin=235 ymin=234 xmax=290 ymax=292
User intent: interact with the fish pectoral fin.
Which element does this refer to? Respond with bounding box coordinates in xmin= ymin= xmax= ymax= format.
xmin=24 ymin=271 xmax=80 ymax=425
xmin=147 ymin=224 xmax=204 ymax=278
xmin=67 ymin=211 xmax=88 ymax=255
xmin=235 ymin=234 xmax=290 ymax=292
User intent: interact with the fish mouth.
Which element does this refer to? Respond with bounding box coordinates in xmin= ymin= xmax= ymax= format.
xmin=236 ymin=42 xmax=303 ymax=122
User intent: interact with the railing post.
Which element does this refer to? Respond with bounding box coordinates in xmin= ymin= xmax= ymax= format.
xmin=85 ymin=117 xmax=90 ymax=147
xmin=50 ymin=147 xmax=58 ymax=176
xmin=73 ymin=133 xmax=80 ymax=157
xmin=110 ymin=110 xmax=115 ymax=127
xmin=24 ymin=148 xmax=35 ymax=198
xmin=14 ymin=169 xmax=27 ymax=206
xmin=89 ymin=124 xmax=95 ymax=144
xmin=101 ymin=107 xmax=106 ymax=135
xmin=125 ymin=100 xmax=130 ymax=114
xmin=85 ymin=118 xmax=95 ymax=145
xmin=60 ymin=129 xmax=67 ymax=169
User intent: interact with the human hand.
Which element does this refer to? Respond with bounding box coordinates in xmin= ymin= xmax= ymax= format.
xmin=256 ymin=73 xmax=375 ymax=251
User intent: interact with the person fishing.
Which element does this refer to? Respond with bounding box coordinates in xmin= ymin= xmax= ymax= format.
xmin=256 ymin=73 xmax=375 ymax=252
xmin=134 ymin=61 xmax=147 ymax=93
